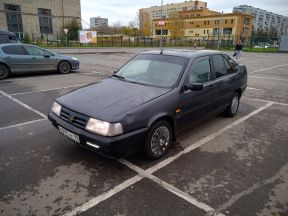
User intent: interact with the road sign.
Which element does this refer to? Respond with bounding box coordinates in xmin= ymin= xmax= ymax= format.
xmin=64 ymin=28 xmax=69 ymax=34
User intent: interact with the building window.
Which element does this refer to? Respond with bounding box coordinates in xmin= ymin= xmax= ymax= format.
xmin=204 ymin=21 xmax=207 ymax=25
xmin=4 ymin=4 xmax=23 ymax=33
xmin=208 ymin=21 xmax=210 ymax=25
xmin=243 ymin=17 xmax=250 ymax=25
xmin=155 ymin=29 xmax=168 ymax=35
xmin=38 ymin=8 xmax=53 ymax=34
xmin=223 ymin=28 xmax=232 ymax=34
xmin=225 ymin=20 xmax=228 ymax=24
xmin=231 ymin=19 xmax=234 ymax=24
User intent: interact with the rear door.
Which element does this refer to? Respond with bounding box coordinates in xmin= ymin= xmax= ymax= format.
xmin=2 ymin=45 xmax=31 ymax=72
xmin=178 ymin=56 xmax=217 ymax=125
xmin=211 ymin=54 xmax=236 ymax=110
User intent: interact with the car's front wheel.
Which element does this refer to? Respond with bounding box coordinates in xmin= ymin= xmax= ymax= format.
xmin=0 ymin=64 xmax=10 ymax=80
xmin=225 ymin=92 xmax=240 ymax=117
xmin=144 ymin=121 xmax=172 ymax=159
xmin=57 ymin=61 xmax=71 ymax=74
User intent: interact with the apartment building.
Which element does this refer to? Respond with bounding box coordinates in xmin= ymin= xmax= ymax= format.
xmin=233 ymin=5 xmax=288 ymax=36
xmin=0 ymin=0 xmax=81 ymax=37
xmin=153 ymin=8 xmax=254 ymax=41
xmin=90 ymin=17 xmax=108 ymax=28
xmin=139 ymin=0 xmax=207 ymax=34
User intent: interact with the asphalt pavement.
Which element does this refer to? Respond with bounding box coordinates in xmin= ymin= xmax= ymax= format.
xmin=0 ymin=48 xmax=288 ymax=216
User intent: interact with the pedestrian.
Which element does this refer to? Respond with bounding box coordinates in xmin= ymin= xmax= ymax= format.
xmin=234 ymin=40 xmax=243 ymax=61
xmin=193 ymin=40 xmax=197 ymax=49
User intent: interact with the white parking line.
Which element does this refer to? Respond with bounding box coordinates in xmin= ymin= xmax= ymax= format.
xmin=63 ymin=175 xmax=143 ymax=216
xmin=252 ymin=98 xmax=288 ymax=107
xmin=249 ymin=75 xmax=288 ymax=82
xmin=251 ymin=64 xmax=288 ymax=74
xmin=64 ymin=102 xmax=273 ymax=216
xmin=119 ymin=159 xmax=225 ymax=216
xmin=0 ymin=90 xmax=47 ymax=119
xmin=10 ymin=83 xmax=90 ymax=96
xmin=247 ymin=87 xmax=262 ymax=91
xmin=0 ymin=119 xmax=46 ymax=132
xmin=146 ymin=102 xmax=274 ymax=174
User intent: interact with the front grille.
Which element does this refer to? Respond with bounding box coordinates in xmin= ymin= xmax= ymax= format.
xmin=60 ymin=106 xmax=89 ymax=129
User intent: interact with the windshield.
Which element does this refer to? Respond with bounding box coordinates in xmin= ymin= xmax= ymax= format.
xmin=116 ymin=54 xmax=188 ymax=88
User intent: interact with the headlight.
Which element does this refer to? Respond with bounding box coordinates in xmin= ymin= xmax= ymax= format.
xmin=85 ymin=118 xmax=123 ymax=137
xmin=51 ymin=102 xmax=61 ymax=116
xmin=71 ymin=57 xmax=78 ymax=61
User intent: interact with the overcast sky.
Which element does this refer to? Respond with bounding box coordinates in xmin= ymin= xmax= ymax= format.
xmin=80 ymin=0 xmax=288 ymax=27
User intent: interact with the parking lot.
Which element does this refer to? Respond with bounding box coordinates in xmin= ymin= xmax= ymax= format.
xmin=0 ymin=48 xmax=288 ymax=216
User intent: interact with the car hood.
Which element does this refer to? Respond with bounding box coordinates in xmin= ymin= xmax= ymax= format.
xmin=57 ymin=78 xmax=171 ymax=122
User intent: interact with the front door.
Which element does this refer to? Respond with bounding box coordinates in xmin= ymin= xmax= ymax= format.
xmin=178 ymin=57 xmax=216 ymax=126
xmin=23 ymin=45 xmax=53 ymax=71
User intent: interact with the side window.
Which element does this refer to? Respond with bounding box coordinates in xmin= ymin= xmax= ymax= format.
xmin=0 ymin=35 xmax=9 ymax=43
xmin=189 ymin=59 xmax=211 ymax=83
xmin=8 ymin=36 xmax=18 ymax=43
xmin=25 ymin=46 xmax=46 ymax=56
xmin=223 ymin=58 xmax=234 ymax=74
xmin=2 ymin=45 xmax=28 ymax=55
xmin=212 ymin=55 xmax=227 ymax=78
xmin=224 ymin=54 xmax=239 ymax=71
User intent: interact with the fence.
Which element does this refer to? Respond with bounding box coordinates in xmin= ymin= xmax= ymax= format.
xmin=21 ymin=32 xmax=281 ymax=52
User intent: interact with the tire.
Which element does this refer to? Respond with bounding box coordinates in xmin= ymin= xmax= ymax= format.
xmin=144 ymin=121 xmax=172 ymax=159
xmin=225 ymin=92 xmax=240 ymax=117
xmin=57 ymin=61 xmax=71 ymax=74
xmin=0 ymin=64 xmax=10 ymax=80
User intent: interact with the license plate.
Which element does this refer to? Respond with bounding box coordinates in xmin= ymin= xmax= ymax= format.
xmin=58 ymin=126 xmax=80 ymax=143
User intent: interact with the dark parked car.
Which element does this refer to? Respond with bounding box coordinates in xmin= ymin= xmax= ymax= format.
xmin=48 ymin=50 xmax=247 ymax=159
xmin=0 ymin=31 xmax=22 ymax=44
xmin=0 ymin=43 xmax=79 ymax=80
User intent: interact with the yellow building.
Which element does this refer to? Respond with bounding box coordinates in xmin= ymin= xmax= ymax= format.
xmin=139 ymin=1 xmax=207 ymax=35
xmin=153 ymin=8 xmax=254 ymax=42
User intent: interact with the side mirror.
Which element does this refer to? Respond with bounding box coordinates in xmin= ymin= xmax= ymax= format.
xmin=43 ymin=52 xmax=51 ymax=58
xmin=184 ymin=83 xmax=203 ymax=91
xmin=113 ymin=70 xmax=118 ymax=74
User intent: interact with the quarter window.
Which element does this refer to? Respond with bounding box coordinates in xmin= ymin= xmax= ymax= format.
xmin=212 ymin=55 xmax=227 ymax=78
xmin=2 ymin=45 xmax=27 ymax=55
xmin=189 ymin=59 xmax=211 ymax=83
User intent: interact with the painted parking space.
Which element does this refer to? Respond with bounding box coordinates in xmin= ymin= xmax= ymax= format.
xmin=0 ymin=121 xmax=137 ymax=216
xmin=0 ymin=96 xmax=41 ymax=128
xmin=0 ymin=49 xmax=288 ymax=215
xmin=153 ymin=104 xmax=288 ymax=215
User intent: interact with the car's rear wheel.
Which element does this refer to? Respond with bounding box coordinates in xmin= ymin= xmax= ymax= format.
xmin=57 ymin=61 xmax=71 ymax=74
xmin=0 ymin=64 xmax=10 ymax=80
xmin=225 ymin=92 xmax=240 ymax=117
xmin=144 ymin=121 xmax=172 ymax=159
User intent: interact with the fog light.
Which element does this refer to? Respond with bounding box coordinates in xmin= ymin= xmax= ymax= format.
xmin=86 ymin=141 xmax=100 ymax=149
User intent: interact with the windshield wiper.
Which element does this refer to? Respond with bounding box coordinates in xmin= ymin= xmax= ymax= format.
xmin=111 ymin=74 xmax=126 ymax=81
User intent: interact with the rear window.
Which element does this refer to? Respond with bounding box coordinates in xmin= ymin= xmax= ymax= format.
xmin=2 ymin=45 xmax=28 ymax=55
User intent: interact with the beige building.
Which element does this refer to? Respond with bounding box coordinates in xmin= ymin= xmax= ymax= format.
xmin=139 ymin=0 xmax=207 ymax=35
xmin=153 ymin=8 xmax=254 ymax=41
xmin=0 ymin=0 xmax=81 ymax=37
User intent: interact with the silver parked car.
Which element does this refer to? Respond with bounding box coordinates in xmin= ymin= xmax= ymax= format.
xmin=0 ymin=44 xmax=79 ymax=80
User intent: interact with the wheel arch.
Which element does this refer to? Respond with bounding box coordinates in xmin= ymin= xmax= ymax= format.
xmin=148 ymin=113 xmax=176 ymax=141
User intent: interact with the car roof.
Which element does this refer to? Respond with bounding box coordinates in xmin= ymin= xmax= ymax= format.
xmin=0 ymin=31 xmax=17 ymax=36
xmin=140 ymin=49 xmax=223 ymax=59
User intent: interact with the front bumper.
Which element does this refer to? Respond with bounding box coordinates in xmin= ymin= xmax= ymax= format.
xmin=71 ymin=61 xmax=80 ymax=70
xmin=48 ymin=112 xmax=148 ymax=158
